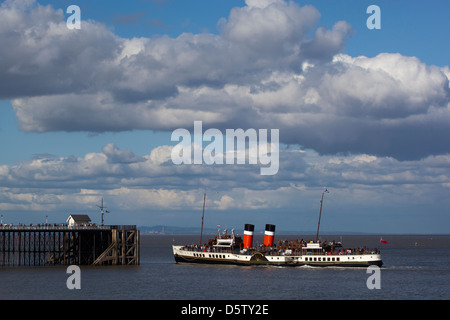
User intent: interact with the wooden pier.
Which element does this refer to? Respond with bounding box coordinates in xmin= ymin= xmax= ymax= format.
xmin=0 ymin=225 xmax=139 ymax=267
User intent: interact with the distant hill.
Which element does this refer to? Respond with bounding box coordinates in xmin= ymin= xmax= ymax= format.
xmin=139 ymin=225 xmax=210 ymax=235
xmin=138 ymin=225 xmax=368 ymax=235
xmin=141 ymin=225 xmax=311 ymax=235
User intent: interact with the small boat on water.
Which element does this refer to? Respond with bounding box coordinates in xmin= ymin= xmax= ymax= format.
xmin=172 ymin=189 xmax=383 ymax=267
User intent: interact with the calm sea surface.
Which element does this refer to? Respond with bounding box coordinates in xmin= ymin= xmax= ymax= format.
xmin=1 ymin=234 xmax=449 ymax=300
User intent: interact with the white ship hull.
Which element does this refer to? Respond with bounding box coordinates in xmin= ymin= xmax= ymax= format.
xmin=173 ymin=245 xmax=383 ymax=268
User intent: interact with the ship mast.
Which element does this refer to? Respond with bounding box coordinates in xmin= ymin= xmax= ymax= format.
xmin=200 ymin=192 xmax=206 ymax=245
xmin=315 ymin=188 xmax=329 ymax=242
xmin=97 ymin=197 xmax=109 ymax=226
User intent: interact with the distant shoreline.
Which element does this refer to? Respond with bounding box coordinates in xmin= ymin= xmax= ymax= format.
xmin=138 ymin=225 xmax=450 ymax=236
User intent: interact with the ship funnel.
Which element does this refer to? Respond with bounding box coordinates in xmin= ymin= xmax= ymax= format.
xmin=243 ymin=224 xmax=254 ymax=248
xmin=264 ymin=224 xmax=276 ymax=247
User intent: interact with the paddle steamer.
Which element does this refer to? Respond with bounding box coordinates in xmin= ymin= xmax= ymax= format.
xmin=172 ymin=189 xmax=383 ymax=267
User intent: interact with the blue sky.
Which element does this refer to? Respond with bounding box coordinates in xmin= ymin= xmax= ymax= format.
xmin=0 ymin=0 xmax=449 ymax=234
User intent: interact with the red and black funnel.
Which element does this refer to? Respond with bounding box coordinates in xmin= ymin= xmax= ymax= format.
xmin=243 ymin=224 xmax=254 ymax=248
xmin=263 ymin=224 xmax=276 ymax=247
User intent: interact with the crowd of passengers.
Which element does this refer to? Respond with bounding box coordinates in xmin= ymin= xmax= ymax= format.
xmin=182 ymin=239 xmax=380 ymax=255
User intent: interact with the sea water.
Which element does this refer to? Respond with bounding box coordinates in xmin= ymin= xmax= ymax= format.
xmin=0 ymin=234 xmax=449 ymax=300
